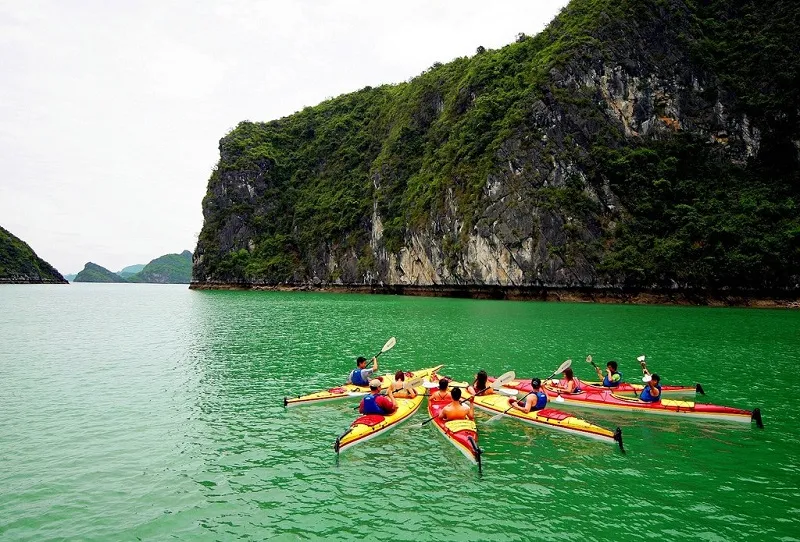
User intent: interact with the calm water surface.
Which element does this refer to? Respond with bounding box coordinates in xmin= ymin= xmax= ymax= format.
xmin=1 ymin=284 xmax=798 ymax=541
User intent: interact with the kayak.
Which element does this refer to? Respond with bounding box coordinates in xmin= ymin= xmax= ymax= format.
xmin=471 ymin=394 xmax=624 ymax=451
xmin=495 ymin=377 xmax=704 ymax=396
xmin=579 ymin=380 xmax=704 ymax=396
xmin=427 ymin=395 xmax=482 ymax=471
xmin=537 ymin=381 xmax=763 ymax=427
xmin=333 ymin=385 xmax=426 ymax=454
xmin=284 ymin=365 xmax=443 ymax=407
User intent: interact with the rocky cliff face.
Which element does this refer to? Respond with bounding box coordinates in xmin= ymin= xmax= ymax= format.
xmin=193 ymin=0 xmax=799 ymax=295
xmin=0 ymin=226 xmax=67 ymax=284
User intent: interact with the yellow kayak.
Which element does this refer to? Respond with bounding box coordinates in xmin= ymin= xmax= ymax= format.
xmin=472 ymin=393 xmax=624 ymax=451
xmin=284 ymin=365 xmax=442 ymax=407
xmin=334 ymin=385 xmax=426 ymax=453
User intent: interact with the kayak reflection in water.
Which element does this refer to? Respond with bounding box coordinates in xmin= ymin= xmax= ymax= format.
xmin=347 ymin=355 xmax=378 ymax=386
xmin=359 ymin=379 xmax=397 ymax=414
xmin=468 ymin=370 xmax=494 ymax=396
xmin=390 ymin=370 xmax=417 ymax=399
xmin=429 ymin=378 xmax=451 ymax=401
xmin=439 ymin=387 xmax=474 ymax=421
xmin=507 ymin=378 xmax=548 ymax=413
xmin=639 ymin=373 xmax=662 ymax=402
xmin=552 ymin=367 xmax=582 ymax=394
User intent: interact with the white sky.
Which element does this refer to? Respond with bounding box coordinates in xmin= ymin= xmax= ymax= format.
xmin=0 ymin=0 xmax=568 ymax=274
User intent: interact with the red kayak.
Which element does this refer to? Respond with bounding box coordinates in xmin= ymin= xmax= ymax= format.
xmin=494 ymin=376 xmax=704 ymax=396
xmin=427 ymin=397 xmax=482 ymax=471
xmin=579 ymin=380 xmax=704 ymax=396
xmin=529 ymin=381 xmax=763 ymax=426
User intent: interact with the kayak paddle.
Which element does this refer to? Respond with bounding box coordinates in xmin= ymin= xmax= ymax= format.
xmin=638 ymin=355 xmax=652 ymax=382
xmin=413 ymin=371 xmax=516 ymax=428
xmin=488 ymin=359 xmax=572 ymax=422
xmin=374 ymin=337 xmax=396 ymax=359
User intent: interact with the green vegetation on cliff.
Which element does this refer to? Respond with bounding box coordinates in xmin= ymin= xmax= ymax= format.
xmin=195 ymin=0 xmax=799 ymax=292
xmin=0 ymin=226 xmax=67 ymax=284
xmin=74 ymin=263 xmax=127 ymax=283
xmin=128 ymin=251 xmax=192 ymax=284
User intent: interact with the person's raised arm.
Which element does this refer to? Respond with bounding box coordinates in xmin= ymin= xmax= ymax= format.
xmin=467 ymin=396 xmax=475 ymax=420
xmin=371 ymin=356 xmax=378 ymax=372
xmin=595 ymin=366 xmax=604 ymax=380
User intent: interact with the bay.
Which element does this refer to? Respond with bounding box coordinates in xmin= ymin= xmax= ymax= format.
xmin=1 ymin=284 xmax=798 ymax=541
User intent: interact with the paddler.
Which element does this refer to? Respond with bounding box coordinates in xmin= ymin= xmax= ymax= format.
xmin=594 ymin=360 xmax=622 ymax=388
xmin=508 ymin=378 xmax=548 ymax=413
xmin=347 ymin=355 xmax=378 ymax=387
xmin=468 ymin=370 xmax=494 ymax=396
xmin=429 ymin=378 xmax=451 ymax=401
xmin=390 ymin=370 xmax=417 ymax=399
xmin=358 ymin=379 xmax=397 ymax=414
xmin=439 ymin=387 xmax=474 ymax=421
xmin=551 ymin=367 xmax=582 ymax=394
xmin=639 ymin=373 xmax=662 ymax=402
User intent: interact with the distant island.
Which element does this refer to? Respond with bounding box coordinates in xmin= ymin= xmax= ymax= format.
xmin=73 ymin=250 xmax=193 ymax=284
xmin=0 ymin=226 xmax=67 ymax=284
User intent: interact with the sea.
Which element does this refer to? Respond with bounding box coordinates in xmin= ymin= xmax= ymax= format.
xmin=1 ymin=284 xmax=798 ymax=541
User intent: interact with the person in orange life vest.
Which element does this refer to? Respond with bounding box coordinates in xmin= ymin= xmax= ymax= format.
xmin=390 ymin=370 xmax=417 ymax=399
xmin=552 ymin=367 xmax=581 ymax=393
xmin=358 ymin=379 xmax=397 ymax=415
xmin=429 ymin=378 xmax=451 ymax=401
xmin=639 ymin=373 xmax=662 ymax=403
xmin=508 ymin=378 xmax=548 ymax=413
xmin=439 ymin=387 xmax=474 ymax=421
xmin=468 ymin=369 xmax=494 ymax=396
xmin=348 ymin=355 xmax=378 ymax=386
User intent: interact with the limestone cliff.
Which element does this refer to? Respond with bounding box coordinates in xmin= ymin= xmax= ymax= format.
xmin=193 ymin=0 xmax=799 ymax=298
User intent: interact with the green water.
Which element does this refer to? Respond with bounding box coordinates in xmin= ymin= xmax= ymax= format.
xmin=1 ymin=284 xmax=798 ymax=541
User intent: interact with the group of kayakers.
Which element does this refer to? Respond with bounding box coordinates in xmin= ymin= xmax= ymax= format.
xmin=548 ymin=358 xmax=662 ymax=402
xmin=349 ymin=354 xmax=664 ymax=418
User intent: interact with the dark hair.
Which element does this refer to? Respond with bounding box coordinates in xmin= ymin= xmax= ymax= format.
xmin=356 ymin=356 xmax=367 ymax=366
xmin=476 ymin=370 xmax=488 ymax=390
xmin=651 ymin=373 xmax=661 ymax=383
xmin=438 ymin=379 xmax=448 ymax=391
xmin=607 ymin=361 xmax=618 ymax=371
xmin=531 ymin=378 xmax=541 ymax=390
xmin=395 ymin=370 xmax=404 ymax=381
xmin=451 ymin=387 xmax=462 ymax=401
xmin=564 ymin=367 xmax=574 ymax=380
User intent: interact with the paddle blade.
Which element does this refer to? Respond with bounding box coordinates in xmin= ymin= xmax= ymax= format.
xmin=381 ymin=337 xmax=397 ymax=353
xmin=555 ymin=359 xmax=572 ymax=374
xmin=554 ymin=395 xmax=565 ymax=403
xmin=487 ymin=412 xmax=506 ymax=423
xmin=490 ymin=370 xmax=516 ymax=389
xmin=497 ymin=387 xmax=518 ymax=397
xmin=423 ymin=379 xmax=439 ymax=389
xmin=637 ymin=355 xmax=646 ymax=363
xmin=586 ymin=355 xmax=593 ymax=364
xmin=642 ymin=375 xmax=652 ymax=383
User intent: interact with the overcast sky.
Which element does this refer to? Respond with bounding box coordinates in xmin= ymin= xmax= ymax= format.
xmin=1 ymin=0 xmax=569 ymax=274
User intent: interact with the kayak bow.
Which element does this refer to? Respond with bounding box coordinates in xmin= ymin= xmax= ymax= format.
xmin=334 ymin=384 xmax=426 ymax=454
